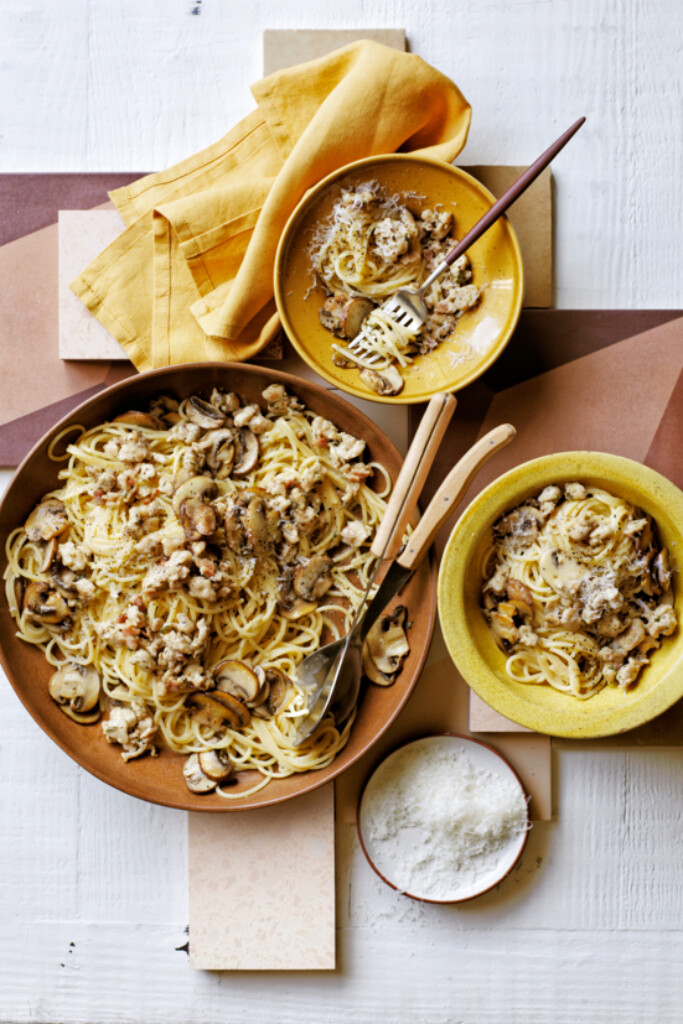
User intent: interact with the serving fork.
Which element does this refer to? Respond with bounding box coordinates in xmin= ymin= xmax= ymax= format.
xmin=381 ymin=116 xmax=586 ymax=337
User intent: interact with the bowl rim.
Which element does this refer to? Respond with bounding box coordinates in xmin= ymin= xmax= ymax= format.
xmin=356 ymin=731 xmax=530 ymax=903
xmin=0 ymin=361 xmax=437 ymax=811
xmin=274 ymin=152 xmax=524 ymax=404
xmin=437 ymin=451 xmax=683 ymax=738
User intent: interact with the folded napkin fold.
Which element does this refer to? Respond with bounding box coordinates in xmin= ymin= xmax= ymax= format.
xmin=70 ymin=40 xmax=471 ymax=371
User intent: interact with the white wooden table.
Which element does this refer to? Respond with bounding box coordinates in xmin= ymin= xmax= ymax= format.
xmin=1 ymin=3 xmax=681 ymax=1022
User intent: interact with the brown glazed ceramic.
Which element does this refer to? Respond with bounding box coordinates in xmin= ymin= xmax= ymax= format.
xmin=0 ymin=363 xmax=436 ymax=811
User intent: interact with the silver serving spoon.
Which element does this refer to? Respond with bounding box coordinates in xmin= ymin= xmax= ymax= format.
xmin=292 ymin=418 xmax=516 ymax=746
xmin=291 ymin=392 xmax=458 ymax=746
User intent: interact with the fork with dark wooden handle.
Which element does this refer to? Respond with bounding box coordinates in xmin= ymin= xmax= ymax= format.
xmin=383 ymin=116 xmax=586 ymax=335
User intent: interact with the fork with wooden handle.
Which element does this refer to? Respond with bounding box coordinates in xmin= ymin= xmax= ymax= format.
xmin=382 ymin=116 xmax=586 ymax=336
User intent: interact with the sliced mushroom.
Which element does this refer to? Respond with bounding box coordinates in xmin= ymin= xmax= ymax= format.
xmin=204 ymin=429 xmax=235 ymax=478
xmin=224 ymin=504 xmax=248 ymax=553
xmin=279 ymin=596 xmax=318 ymax=620
xmin=114 ymin=411 xmax=165 ymax=430
xmin=359 ymin=365 xmax=404 ymax=397
xmin=633 ymin=512 xmax=654 ymax=554
xmin=652 ymin=548 xmax=671 ymax=593
xmin=506 ymin=579 xmax=534 ymax=617
xmin=232 ymin=427 xmax=259 ymax=476
xmin=332 ymin=350 xmax=356 ymax=369
xmin=60 ymin=706 xmax=102 ymax=725
xmin=171 ymin=476 xmax=217 ymax=517
xmin=183 ymin=752 xmax=217 ymax=793
xmin=487 ymin=604 xmax=519 ymax=650
xmin=197 ymin=749 xmax=235 ymax=783
xmin=25 ymin=498 xmax=69 ymax=542
xmin=250 ymin=666 xmax=271 ymax=708
xmin=293 ymin=555 xmax=333 ymax=602
xmin=214 ymin=660 xmax=261 ymax=704
xmin=253 ymin=668 xmax=292 ymax=718
xmin=40 ymin=537 xmax=58 ymax=574
xmin=178 ymin=499 xmax=217 ymax=539
xmin=539 ymin=548 xmax=586 ymax=594
xmin=23 ymin=581 xmax=70 ymax=625
xmin=362 ymin=605 xmax=410 ymax=684
xmin=50 ymin=566 xmax=79 ymax=597
xmin=172 ymin=476 xmax=218 ymax=540
xmin=48 ymin=663 xmax=101 ymax=715
xmin=185 ymin=396 xmax=226 ymax=430
xmin=188 ymin=691 xmax=250 ymax=732
xmin=319 ymin=294 xmax=374 ymax=340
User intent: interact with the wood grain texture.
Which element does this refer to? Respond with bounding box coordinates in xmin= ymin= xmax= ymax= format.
xmin=1 ymin=2 xmax=682 ymax=1021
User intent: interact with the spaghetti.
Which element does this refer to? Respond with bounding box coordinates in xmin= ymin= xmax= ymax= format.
xmin=481 ymin=482 xmax=678 ymax=699
xmin=311 ymin=182 xmax=481 ymax=395
xmin=4 ymin=384 xmax=392 ymax=796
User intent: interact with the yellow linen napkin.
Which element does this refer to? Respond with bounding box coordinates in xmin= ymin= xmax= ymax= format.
xmin=70 ymin=40 xmax=471 ymax=371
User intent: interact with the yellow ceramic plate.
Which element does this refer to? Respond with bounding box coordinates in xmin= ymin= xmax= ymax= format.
xmin=274 ymin=154 xmax=524 ymax=404
xmin=438 ymin=453 xmax=683 ymax=738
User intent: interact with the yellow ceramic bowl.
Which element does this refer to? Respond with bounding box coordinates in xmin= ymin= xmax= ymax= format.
xmin=274 ymin=154 xmax=524 ymax=404
xmin=438 ymin=453 xmax=683 ymax=738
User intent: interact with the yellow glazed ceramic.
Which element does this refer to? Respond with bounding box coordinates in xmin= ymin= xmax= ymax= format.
xmin=438 ymin=453 xmax=683 ymax=738
xmin=274 ymin=154 xmax=524 ymax=404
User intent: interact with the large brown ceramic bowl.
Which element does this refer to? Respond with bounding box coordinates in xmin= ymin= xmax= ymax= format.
xmin=0 ymin=363 xmax=436 ymax=811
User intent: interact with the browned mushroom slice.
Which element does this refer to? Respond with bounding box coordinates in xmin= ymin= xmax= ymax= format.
xmin=50 ymin=566 xmax=79 ymax=597
xmin=197 ymin=749 xmax=235 ymax=783
xmin=188 ymin=692 xmax=243 ymax=732
xmin=214 ymin=660 xmax=261 ymax=704
xmin=250 ymin=666 xmax=271 ymax=708
xmin=171 ymin=476 xmax=217 ymax=517
xmin=359 ymin=365 xmax=404 ymax=397
xmin=331 ymin=350 xmax=356 ymax=369
xmin=224 ymin=504 xmax=248 ymax=553
xmin=185 ymin=396 xmax=226 ymax=429
xmin=293 ymin=555 xmax=333 ymax=602
xmin=23 ymin=581 xmax=70 ymax=625
xmin=114 ymin=411 xmax=165 ymax=430
xmin=48 ymin=663 xmax=101 ymax=716
xmin=25 ymin=498 xmax=69 ymax=542
xmin=172 ymin=476 xmax=218 ymax=540
xmin=506 ymin=579 xmax=534 ymax=617
xmin=487 ymin=604 xmax=519 ymax=650
xmin=178 ymin=499 xmax=217 ymax=539
xmin=232 ymin=428 xmax=259 ymax=476
xmin=362 ymin=606 xmax=410 ymax=685
xmin=40 ymin=536 xmax=59 ymax=574
xmin=244 ymin=495 xmax=280 ymax=556
xmin=279 ymin=596 xmax=318 ymax=620
xmin=204 ymin=429 xmax=235 ymax=479
xmin=253 ymin=668 xmax=292 ymax=718
xmin=61 ymin=706 xmax=102 ymax=725
xmin=319 ymin=294 xmax=374 ymax=339
xmin=183 ymin=753 xmax=217 ymax=793
xmin=652 ymin=548 xmax=671 ymax=594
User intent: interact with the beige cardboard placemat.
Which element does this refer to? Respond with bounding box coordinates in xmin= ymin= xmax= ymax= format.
xmin=59 ymin=210 xmax=128 ymax=360
xmin=188 ymin=785 xmax=336 ymax=970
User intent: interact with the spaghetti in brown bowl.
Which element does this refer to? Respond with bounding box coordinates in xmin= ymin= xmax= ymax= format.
xmin=0 ymin=364 xmax=436 ymax=811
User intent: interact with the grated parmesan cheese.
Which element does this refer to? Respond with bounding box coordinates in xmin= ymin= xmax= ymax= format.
xmin=361 ymin=738 xmax=528 ymax=900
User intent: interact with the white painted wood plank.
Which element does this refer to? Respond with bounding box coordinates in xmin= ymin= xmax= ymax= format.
xmin=1 ymin=3 xmax=683 ymax=1021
